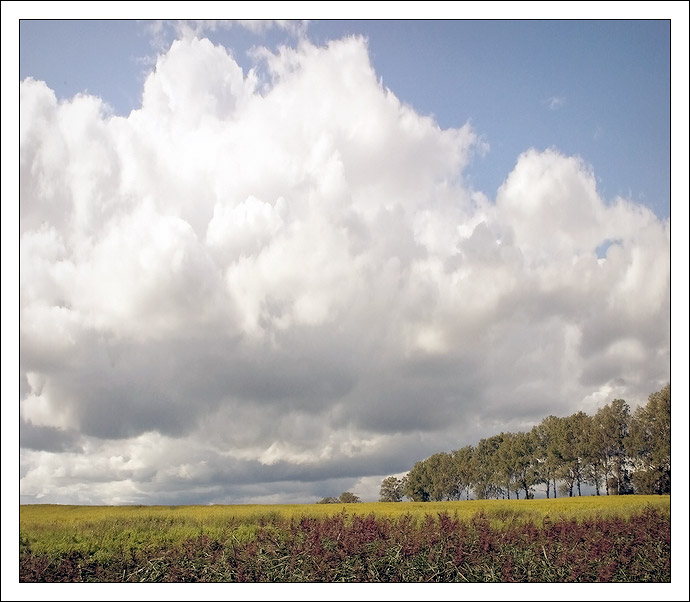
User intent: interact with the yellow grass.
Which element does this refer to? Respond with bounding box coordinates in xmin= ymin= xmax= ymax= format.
xmin=20 ymin=495 xmax=670 ymax=557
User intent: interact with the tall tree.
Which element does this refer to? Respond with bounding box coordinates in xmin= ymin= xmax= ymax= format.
xmin=571 ymin=411 xmax=593 ymax=496
xmin=583 ymin=444 xmax=606 ymax=496
xmin=473 ymin=434 xmax=505 ymax=499
xmin=531 ymin=415 xmax=562 ymax=498
xmin=451 ymin=445 xmax=476 ymax=500
xmin=593 ymin=399 xmax=632 ymax=495
xmin=548 ymin=412 xmax=591 ymax=497
xmin=511 ymin=430 xmax=538 ymax=499
xmin=404 ymin=460 xmax=431 ymax=502
xmin=378 ymin=476 xmax=405 ymax=502
xmin=496 ymin=432 xmax=519 ymax=499
xmin=627 ymin=384 xmax=670 ymax=494
xmin=425 ymin=452 xmax=460 ymax=501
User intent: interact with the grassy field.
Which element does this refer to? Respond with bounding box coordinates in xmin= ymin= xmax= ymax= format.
xmin=19 ymin=495 xmax=671 ymax=583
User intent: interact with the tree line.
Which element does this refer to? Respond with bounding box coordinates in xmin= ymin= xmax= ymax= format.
xmin=317 ymin=491 xmax=362 ymax=504
xmin=379 ymin=384 xmax=670 ymax=502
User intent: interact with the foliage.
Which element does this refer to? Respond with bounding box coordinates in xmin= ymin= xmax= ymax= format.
xmin=627 ymin=384 xmax=670 ymax=495
xmin=338 ymin=492 xmax=362 ymax=504
xmin=379 ymin=476 xmax=405 ymax=502
xmin=472 ymin=434 xmax=505 ymax=500
xmin=593 ymin=398 xmax=632 ymax=495
xmin=530 ymin=415 xmax=562 ymax=498
xmin=451 ymin=445 xmax=475 ymax=500
xmin=318 ymin=492 xmax=362 ymax=504
xmin=403 ymin=461 xmax=429 ymax=502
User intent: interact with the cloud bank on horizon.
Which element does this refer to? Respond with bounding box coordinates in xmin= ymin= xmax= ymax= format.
xmin=19 ymin=30 xmax=670 ymax=504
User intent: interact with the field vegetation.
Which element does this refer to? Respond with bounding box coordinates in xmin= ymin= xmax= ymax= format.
xmin=20 ymin=495 xmax=670 ymax=583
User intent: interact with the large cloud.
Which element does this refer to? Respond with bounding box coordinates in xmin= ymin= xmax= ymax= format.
xmin=19 ymin=35 xmax=670 ymax=504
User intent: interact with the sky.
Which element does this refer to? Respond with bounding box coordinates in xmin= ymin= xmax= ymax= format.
xmin=17 ymin=18 xmax=673 ymax=220
xmin=4 ymin=5 xmax=688 ymax=518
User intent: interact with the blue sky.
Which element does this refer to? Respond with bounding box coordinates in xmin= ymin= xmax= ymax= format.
xmin=19 ymin=18 xmax=671 ymax=220
xmin=5 ymin=4 xmax=686 ymax=526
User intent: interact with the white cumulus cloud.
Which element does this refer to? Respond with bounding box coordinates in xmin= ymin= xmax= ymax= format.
xmin=19 ymin=34 xmax=669 ymax=504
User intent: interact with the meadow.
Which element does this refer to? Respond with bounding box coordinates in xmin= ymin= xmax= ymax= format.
xmin=19 ymin=495 xmax=670 ymax=583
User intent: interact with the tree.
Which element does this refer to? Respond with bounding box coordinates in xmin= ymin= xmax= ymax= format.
xmin=473 ymin=434 xmax=505 ymax=499
xmin=583 ymin=445 xmax=606 ymax=496
xmin=628 ymin=384 xmax=670 ymax=494
xmin=338 ymin=491 xmax=362 ymax=503
xmin=451 ymin=445 xmax=476 ymax=500
xmin=510 ymin=431 xmax=538 ymax=499
xmin=403 ymin=453 xmax=460 ymax=502
xmin=391 ymin=385 xmax=666 ymax=502
xmin=593 ymin=399 xmax=631 ymax=495
xmin=317 ymin=491 xmax=362 ymax=504
xmin=379 ymin=476 xmax=405 ymax=502
xmin=496 ymin=432 xmax=519 ymax=499
xmin=531 ymin=416 xmax=562 ymax=498
xmin=399 ymin=474 xmax=410 ymax=500
xmin=494 ymin=431 xmax=537 ymax=500
xmin=404 ymin=460 xmax=431 ymax=501
xmin=550 ymin=412 xmax=592 ymax=497
xmin=425 ymin=452 xmax=460 ymax=501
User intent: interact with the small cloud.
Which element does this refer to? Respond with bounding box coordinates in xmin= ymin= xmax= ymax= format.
xmin=237 ymin=20 xmax=309 ymax=38
xmin=173 ymin=19 xmax=308 ymax=40
xmin=143 ymin=20 xmax=309 ymax=55
xmin=544 ymin=95 xmax=565 ymax=110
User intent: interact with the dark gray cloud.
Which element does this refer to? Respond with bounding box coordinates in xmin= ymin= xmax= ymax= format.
xmin=20 ymin=420 xmax=82 ymax=453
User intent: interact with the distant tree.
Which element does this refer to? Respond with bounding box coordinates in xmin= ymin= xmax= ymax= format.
xmin=318 ymin=492 xmax=362 ymax=503
xmin=379 ymin=476 xmax=404 ymax=502
xmin=338 ymin=491 xmax=362 ymax=503
xmin=628 ymin=384 xmax=670 ymax=494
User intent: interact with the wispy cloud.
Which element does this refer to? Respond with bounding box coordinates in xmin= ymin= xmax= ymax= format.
xmin=147 ymin=19 xmax=308 ymax=51
xmin=236 ymin=20 xmax=309 ymax=37
xmin=544 ymin=94 xmax=566 ymax=110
